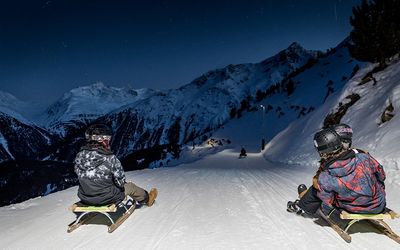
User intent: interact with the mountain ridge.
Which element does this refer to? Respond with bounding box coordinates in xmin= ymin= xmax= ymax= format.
xmin=0 ymin=39 xmax=360 ymax=205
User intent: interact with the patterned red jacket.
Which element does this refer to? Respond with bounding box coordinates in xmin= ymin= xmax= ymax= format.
xmin=317 ymin=149 xmax=386 ymax=215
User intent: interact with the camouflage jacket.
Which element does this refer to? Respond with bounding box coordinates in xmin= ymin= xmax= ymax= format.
xmin=74 ymin=148 xmax=126 ymax=205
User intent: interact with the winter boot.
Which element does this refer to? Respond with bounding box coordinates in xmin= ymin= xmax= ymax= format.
xmin=147 ymin=188 xmax=158 ymax=207
xmin=298 ymin=184 xmax=308 ymax=199
xmin=287 ymin=200 xmax=303 ymax=215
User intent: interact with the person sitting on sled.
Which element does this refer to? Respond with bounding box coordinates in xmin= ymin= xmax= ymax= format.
xmin=239 ymin=147 xmax=247 ymax=158
xmin=74 ymin=124 xmax=157 ymax=207
xmin=288 ymin=127 xmax=386 ymax=228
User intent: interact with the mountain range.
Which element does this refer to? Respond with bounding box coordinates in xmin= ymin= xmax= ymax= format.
xmin=0 ymin=39 xmax=361 ymax=205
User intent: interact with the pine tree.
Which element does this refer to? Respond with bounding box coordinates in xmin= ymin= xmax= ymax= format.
xmin=349 ymin=0 xmax=400 ymax=66
xmin=285 ymin=79 xmax=295 ymax=96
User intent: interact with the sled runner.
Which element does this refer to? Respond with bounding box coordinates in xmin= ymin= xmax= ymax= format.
xmin=67 ymin=196 xmax=136 ymax=233
xmin=318 ymin=208 xmax=400 ymax=244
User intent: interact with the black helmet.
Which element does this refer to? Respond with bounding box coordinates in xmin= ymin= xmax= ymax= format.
xmin=332 ymin=123 xmax=352 ymax=144
xmin=313 ymin=128 xmax=342 ymax=155
xmin=85 ymin=124 xmax=112 ymax=142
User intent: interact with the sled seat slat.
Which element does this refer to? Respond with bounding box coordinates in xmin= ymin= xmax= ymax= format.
xmin=69 ymin=203 xmax=117 ymax=212
xmin=340 ymin=210 xmax=399 ymax=220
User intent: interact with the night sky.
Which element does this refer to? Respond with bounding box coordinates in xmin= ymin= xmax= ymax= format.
xmin=0 ymin=0 xmax=360 ymax=106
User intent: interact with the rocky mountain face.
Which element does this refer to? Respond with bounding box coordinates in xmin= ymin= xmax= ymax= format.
xmin=0 ymin=112 xmax=53 ymax=162
xmin=0 ymin=111 xmax=61 ymax=206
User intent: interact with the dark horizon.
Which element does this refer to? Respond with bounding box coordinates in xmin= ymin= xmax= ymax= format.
xmin=0 ymin=0 xmax=360 ymax=105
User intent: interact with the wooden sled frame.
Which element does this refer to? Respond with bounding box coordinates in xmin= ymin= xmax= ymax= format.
xmin=67 ymin=197 xmax=136 ymax=233
xmin=317 ymin=208 xmax=400 ymax=244
xmin=340 ymin=209 xmax=400 ymax=233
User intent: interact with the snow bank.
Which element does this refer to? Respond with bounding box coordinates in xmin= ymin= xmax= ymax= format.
xmin=264 ymin=60 xmax=400 ymax=183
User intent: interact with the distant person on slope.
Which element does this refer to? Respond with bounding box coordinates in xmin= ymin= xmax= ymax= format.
xmin=74 ymin=124 xmax=157 ymax=206
xmin=239 ymin=147 xmax=247 ymax=158
xmin=287 ymin=127 xmax=386 ymax=228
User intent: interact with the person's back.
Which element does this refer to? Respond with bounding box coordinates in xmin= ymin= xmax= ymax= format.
xmin=75 ymin=147 xmax=125 ymax=205
xmin=74 ymin=124 xmax=158 ymax=207
xmin=287 ymin=127 xmax=387 ymax=229
xmin=317 ymin=149 xmax=386 ymax=214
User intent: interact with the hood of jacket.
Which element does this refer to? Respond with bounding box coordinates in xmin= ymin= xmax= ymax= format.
xmin=75 ymin=149 xmax=112 ymax=174
xmin=322 ymin=149 xmax=357 ymax=177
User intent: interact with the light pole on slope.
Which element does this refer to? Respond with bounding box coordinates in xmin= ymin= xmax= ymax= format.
xmin=260 ymin=105 xmax=266 ymax=151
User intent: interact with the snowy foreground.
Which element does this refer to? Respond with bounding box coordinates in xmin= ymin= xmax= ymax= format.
xmin=0 ymin=149 xmax=399 ymax=250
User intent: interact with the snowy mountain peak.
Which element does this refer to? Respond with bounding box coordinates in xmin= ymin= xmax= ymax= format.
xmin=0 ymin=90 xmax=19 ymax=105
xmin=0 ymin=90 xmax=34 ymax=122
xmin=287 ymin=42 xmax=305 ymax=51
xmin=40 ymin=82 xmax=156 ymax=134
xmin=181 ymin=42 xmax=319 ymax=92
xmin=284 ymin=42 xmax=316 ymax=60
xmin=88 ymin=81 xmax=106 ymax=88
xmin=260 ymin=42 xmax=319 ymax=68
xmin=68 ymin=82 xmax=134 ymax=98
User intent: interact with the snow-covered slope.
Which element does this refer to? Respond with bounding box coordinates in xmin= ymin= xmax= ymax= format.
xmin=264 ymin=57 xmax=400 ymax=177
xmin=212 ymin=39 xmax=360 ymax=152
xmin=0 ymin=139 xmax=399 ymax=249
